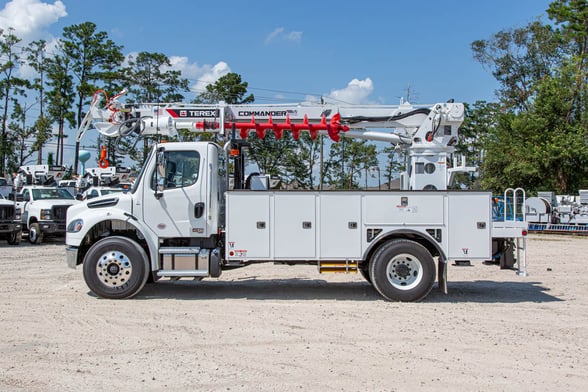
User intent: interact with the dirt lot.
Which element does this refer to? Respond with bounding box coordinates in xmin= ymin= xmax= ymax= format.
xmin=1 ymin=234 xmax=587 ymax=391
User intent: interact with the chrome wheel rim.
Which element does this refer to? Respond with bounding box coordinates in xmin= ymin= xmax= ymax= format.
xmin=385 ymin=253 xmax=423 ymax=290
xmin=96 ymin=250 xmax=133 ymax=288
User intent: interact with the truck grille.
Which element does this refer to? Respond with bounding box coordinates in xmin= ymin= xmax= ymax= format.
xmin=52 ymin=205 xmax=69 ymax=222
xmin=0 ymin=206 xmax=15 ymax=221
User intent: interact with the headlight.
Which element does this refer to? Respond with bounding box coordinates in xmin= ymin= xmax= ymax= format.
xmin=67 ymin=219 xmax=83 ymax=233
xmin=41 ymin=209 xmax=52 ymax=220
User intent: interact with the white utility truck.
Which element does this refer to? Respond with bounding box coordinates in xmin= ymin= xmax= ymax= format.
xmin=65 ymin=91 xmax=528 ymax=301
xmin=77 ymin=166 xmax=131 ymax=200
xmin=0 ymin=193 xmax=21 ymax=245
xmin=17 ymin=165 xmax=79 ymax=244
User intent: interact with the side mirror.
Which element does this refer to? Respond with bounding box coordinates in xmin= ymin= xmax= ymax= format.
xmin=155 ymin=149 xmax=166 ymax=199
xmin=156 ymin=150 xmax=167 ymax=178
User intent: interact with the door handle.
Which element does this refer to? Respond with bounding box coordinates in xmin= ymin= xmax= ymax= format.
xmin=194 ymin=202 xmax=205 ymax=218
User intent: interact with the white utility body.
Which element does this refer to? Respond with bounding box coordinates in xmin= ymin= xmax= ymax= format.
xmin=65 ymin=90 xmax=527 ymax=301
xmin=226 ymin=191 xmax=491 ymax=262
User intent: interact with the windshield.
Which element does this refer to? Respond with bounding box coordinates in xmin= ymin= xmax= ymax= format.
xmin=32 ymin=188 xmax=75 ymax=200
xmin=131 ymin=147 xmax=154 ymax=194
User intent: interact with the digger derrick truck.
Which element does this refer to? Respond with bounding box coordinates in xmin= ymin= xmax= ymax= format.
xmin=65 ymin=90 xmax=528 ymax=301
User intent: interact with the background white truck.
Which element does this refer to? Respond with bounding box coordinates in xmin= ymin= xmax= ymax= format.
xmin=16 ymin=165 xmax=79 ymax=244
xmin=0 ymin=193 xmax=21 ymax=245
xmin=65 ymin=93 xmax=528 ymax=301
xmin=77 ymin=166 xmax=132 ymax=200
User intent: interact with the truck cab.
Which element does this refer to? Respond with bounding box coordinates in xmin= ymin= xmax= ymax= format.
xmin=19 ymin=186 xmax=78 ymax=243
xmin=16 ymin=165 xmax=80 ymax=244
xmin=66 ymin=142 xmax=224 ymax=277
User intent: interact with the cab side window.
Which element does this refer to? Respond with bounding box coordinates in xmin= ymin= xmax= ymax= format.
xmin=151 ymin=150 xmax=200 ymax=190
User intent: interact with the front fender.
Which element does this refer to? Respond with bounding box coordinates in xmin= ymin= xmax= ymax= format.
xmin=66 ymin=204 xmax=158 ymax=270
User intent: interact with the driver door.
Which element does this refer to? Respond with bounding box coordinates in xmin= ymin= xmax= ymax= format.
xmin=142 ymin=149 xmax=207 ymax=238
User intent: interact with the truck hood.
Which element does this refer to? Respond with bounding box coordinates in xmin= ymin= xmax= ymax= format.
xmin=67 ymin=192 xmax=133 ymax=222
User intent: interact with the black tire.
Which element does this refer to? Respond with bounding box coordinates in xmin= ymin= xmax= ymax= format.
xmin=28 ymin=222 xmax=43 ymax=244
xmin=7 ymin=230 xmax=21 ymax=245
xmin=82 ymin=236 xmax=150 ymax=299
xmin=369 ymin=239 xmax=435 ymax=302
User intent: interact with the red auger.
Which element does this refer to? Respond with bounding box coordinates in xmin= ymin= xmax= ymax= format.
xmin=194 ymin=113 xmax=349 ymax=142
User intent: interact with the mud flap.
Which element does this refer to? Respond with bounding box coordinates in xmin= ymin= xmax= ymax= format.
xmin=438 ymin=259 xmax=448 ymax=294
xmin=499 ymin=240 xmax=515 ymax=269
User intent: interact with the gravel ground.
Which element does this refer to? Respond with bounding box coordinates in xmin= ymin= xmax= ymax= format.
xmin=1 ymin=234 xmax=587 ymax=391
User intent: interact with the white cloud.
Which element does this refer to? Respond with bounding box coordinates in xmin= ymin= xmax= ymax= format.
xmin=0 ymin=0 xmax=66 ymax=42
xmin=265 ymin=27 xmax=303 ymax=44
xmin=325 ymin=78 xmax=374 ymax=105
xmin=168 ymin=57 xmax=231 ymax=93
xmin=286 ymin=31 xmax=302 ymax=42
xmin=124 ymin=53 xmax=231 ymax=94
xmin=265 ymin=27 xmax=284 ymax=44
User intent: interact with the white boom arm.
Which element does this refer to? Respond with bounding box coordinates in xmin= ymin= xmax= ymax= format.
xmin=77 ymin=90 xmax=472 ymax=190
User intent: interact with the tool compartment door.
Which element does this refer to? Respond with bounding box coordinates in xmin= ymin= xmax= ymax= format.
xmin=226 ymin=192 xmax=270 ymax=259
xmin=274 ymin=193 xmax=316 ymax=258
xmin=447 ymin=192 xmax=492 ymax=259
xmin=319 ymin=193 xmax=362 ymax=259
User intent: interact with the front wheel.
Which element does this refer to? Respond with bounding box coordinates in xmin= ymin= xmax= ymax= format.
xmin=82 ymin=236 xmax=150 ymax=299
xmin=7 ymin=230 xmax=21 ymax=245
xmin=28 ymin=223 xmax=43 ymax=244
xmin=369 ymin=239 xmax=435 ymax=302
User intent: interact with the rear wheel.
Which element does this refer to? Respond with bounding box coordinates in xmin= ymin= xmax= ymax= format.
xmin=369 ymin=239 xmax=435 ymax=302
xmin=82 ymin=236 xmax=149 ymax=299
xmin=28 ymin=223 xmax=43 ymax=244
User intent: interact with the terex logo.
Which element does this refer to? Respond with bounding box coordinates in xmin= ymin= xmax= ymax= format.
xmin=166 ymin=109 xmax=220 ymax=118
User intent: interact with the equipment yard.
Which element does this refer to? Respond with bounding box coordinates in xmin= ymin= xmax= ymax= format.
xmin=1 ymin=234 xmax=587 ymax=391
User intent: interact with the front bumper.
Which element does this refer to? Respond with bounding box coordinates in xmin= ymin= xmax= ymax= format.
xmin=37 ymin=221 xmax=67 ymax=234
xmin=66 ymin=246 xmax=79 ymax=269
xmin=0 ymin=222 xmax=21 ymax=233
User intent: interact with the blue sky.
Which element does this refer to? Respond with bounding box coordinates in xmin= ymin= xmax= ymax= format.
xmin=0 ymin=0 xmax=554 ymax=169
xmin=1 ymin=0 xmax=554 ymax=106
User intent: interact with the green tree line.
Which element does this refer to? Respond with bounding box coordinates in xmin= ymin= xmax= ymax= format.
xmin=460 ymin=0 xmax=588 ymax=194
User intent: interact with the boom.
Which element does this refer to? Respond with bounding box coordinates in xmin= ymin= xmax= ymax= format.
xmin=77 ymin=90 xmax=473 ymax=190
